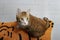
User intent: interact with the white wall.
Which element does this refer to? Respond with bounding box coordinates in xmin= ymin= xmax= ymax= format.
xmin=0 ymin=0 xmax=60 ymax=40
xmin=0 ymin=0 xmax=48 ymax=22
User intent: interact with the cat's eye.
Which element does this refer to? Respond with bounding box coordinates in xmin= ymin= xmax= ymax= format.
xmin=21 ymin=18 xmax=23 ymax=20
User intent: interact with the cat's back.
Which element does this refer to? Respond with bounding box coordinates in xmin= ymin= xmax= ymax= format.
xmin=30 ymin=14 xmax=46 ymax=27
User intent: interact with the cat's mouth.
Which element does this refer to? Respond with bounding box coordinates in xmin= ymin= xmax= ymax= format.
xmin=18 ymin=22 xmax=29 ymax=27
xmin=20 ymin=23 xmax=28 ymax=26
xmin=22 ymin=23 xmax=28 ymax=26
xmin=18 ymin=22 xmax=28 ymax=26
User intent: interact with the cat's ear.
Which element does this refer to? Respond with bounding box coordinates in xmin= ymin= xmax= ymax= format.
xmin=17 ymin=8 xmax=21 ymax=13
xmin=16 ymin=8 xmax=21 ymax=15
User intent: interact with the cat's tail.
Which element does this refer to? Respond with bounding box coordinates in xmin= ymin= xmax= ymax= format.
xmin=43 ymin=17 xmax=54 ymax=29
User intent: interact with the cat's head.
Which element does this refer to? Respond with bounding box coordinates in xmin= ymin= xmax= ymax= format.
xmin=16 ymin=8 xmax=30 ymax=26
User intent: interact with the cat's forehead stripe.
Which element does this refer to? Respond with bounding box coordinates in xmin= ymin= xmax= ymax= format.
xmin=21 ymin=11 xmax=26 ymax=14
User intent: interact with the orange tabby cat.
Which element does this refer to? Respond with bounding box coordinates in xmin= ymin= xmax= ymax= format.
xmin=16 ymin=9 xmax=54 ymax=40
